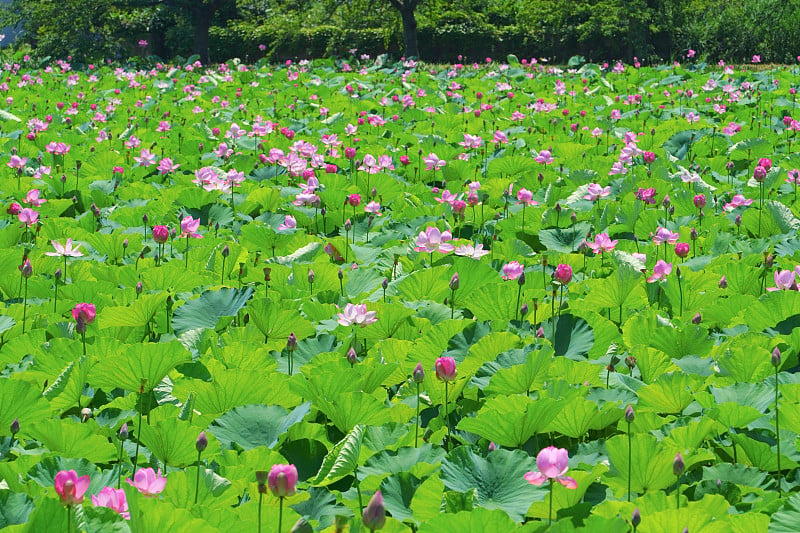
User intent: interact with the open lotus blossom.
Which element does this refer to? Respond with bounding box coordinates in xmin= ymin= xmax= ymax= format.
xmin=647 ymin=260 xmax=672 ymax=283
xmin=652 ymin=227 xmax=680 ymax=245
xmin=180 ymin=215 xmax=203 ymax=238
xmin=583 ymin=183 xmax=611 ymax=201
xmin=364 ymin=201 xmax=381 ymax=215
xmin=72 ymin=302 xmax=97 ymax=324
xmin=55 ymin=469 xmax=91 ymax=506
xmin=423 ymin=152 xmax=446 ymax=171
xmin=516 ymin=188 xmax=538 ymax=206
xmin=337 ymin=303 xmax=378 ymax=327
xmin=635 ymin=187 xmax=657 ymax=204
xmin=126 ymin=468 xmax=167 ymax=496
xmin=501 ymin=261 xmax=524 ymax=280
xmin=535 ymin=149 xmax=554 ymax=164
xmin=278 ymin=215 xmax=297 ymax=231
xmin=723 ymin=194 xmax=753 ymax=211
xmin=414 ymin=226 xmax=454 ymax=253
xmin=18 ymin=208 xmax=38 ymax=226
xmin=46 ymin=238 xmax=83 ymax=257
xmin=45 ymin=141 xmax=71 ymax=155
xmin=7 ymin=154 xmax=26 ymax=169
xmin=769 ymin=269 xmax=797 ymax=291
xmin=586 ymin=233 xmax=618 ymax=254
xmin=92 ymin=487 xmax=130 ymax=520
xmin=454 ymin=242 xmax=490 ymax=259
xmin=24 ymin=189 xmax=46 ymax=207
xmin=157 ymin=157 xmax=180 ymax=174
xmin=524 ymin=446 xmax=577 ymax=489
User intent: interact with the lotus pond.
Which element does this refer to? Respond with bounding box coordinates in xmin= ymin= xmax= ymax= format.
xmin=2 ymin=54 xmax=800 ymax=532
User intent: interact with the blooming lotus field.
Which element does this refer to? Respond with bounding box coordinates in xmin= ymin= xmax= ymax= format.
xmin=4 ymin=53 xmax=800 ymax=532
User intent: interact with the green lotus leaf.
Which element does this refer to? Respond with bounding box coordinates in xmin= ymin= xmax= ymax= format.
xmin=209 ymin=403 xmax=310 ymax=451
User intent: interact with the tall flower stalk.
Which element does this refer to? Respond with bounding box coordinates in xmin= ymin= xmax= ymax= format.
xmin=773 ymin=347 xmax=783 ymax=495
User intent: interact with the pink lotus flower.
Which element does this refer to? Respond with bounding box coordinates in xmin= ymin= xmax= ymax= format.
xmin=674 ymin=242 xmax=690 ymax=258
xmin=347 ymin=194 xmax=362 ymax=207
xmin=55 ymin=469 xmax=91 ymax=505
xmin=126 ymin=468 xmax=167 ymax=496
xmin=652 ymin=227 xmax=680 ymax=245
xmin=501 ymin=261 xmax=524 ymax=280
xmin=152 ymin=225 xmax=169 ymax=244
xmin=180 ymin=215 xmax=202 ymax=238
xmin=364 ymin=201 xmax=381 ymax=215
xmin=768 ymin=270 xmax=796 ymax=291
xmin=134 ymin=148 xmax=157 ymax=167
xmin=635 ymin=187 xmax=657 ymax=204
xmin=586 ymin=233 xmax=618 ymax=254
xmin=453 ymin=243 xmax=490 ymax=259
xmin=278 ymin=215 xmax=297 ymax=231
xmin=18 ymin=207 xmax=38 ymax=226
xmin=24 ymin=189 xmax=46 ymax=207
xmin=336 ymin=303 xmax=377 ymax=327
xmin=647 ymin=260 xmax=672 ymax=283
xmin=46 ymin=238 xmax=83 ymax=257
xmin=268 ymin=464 xmax=298 ymax=498
xmin=435 ymin=356 xmax=457 ymax=382
xmin=435 ymin=190 xmax=457 ymax=205
xmin=45 ymin=142 xmax=71 ymax=155
xmin=7 ymin=154 xmax=26 ymax=169
xmin=414 ymin=227 xmax=454 ymax=254
xmin=157 ymin=158 xmax=180 ymax=175
xmin=723 ymin=194 xmax=753 ymax=211
xmin=524 ymin=446 xmax=577 ymax=489
xmin=516 ymin=188 xmax=537 ymax=206
xmin=72 ymin=302 xmax=97 ymax=324
xmin=424 ymin=153 xmax=446 ymax=171
xmin=92 ymin=487 xmax=130 ymax=519
xmin=583 ymin=183 xmax=611 ymax=201
xmin=535 ymin=149 xmax=554 ymax=164
xmin=554 ymin=264 xmax=573 ymax=284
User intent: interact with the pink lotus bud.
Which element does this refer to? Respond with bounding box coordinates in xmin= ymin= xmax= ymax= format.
xmin=434 ymin=356 xmax=457 ymax=382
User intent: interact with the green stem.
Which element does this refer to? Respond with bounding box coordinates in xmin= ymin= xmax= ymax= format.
xmin=548 ymin=478 xmax=554 ymax=525
xmin=355 ymin=466 xmax=364 ymax=516
xmin=444 ymin=381 xmax=450 ymax=449
xmin=627 ymin=423 xmax=632 ymax=502
xmin=776 ymin=365 xmax=782 ymax=496
xmin=257 ymin=492 xmax=263 ymax=533
xmin=278 ymin=496 xmax=284 ymax=533
xmin=133 ymin=391 xmax=144 ymax=473
xmin=117 ymin=439 xmax=124 ymax=489
xmin=67 ymin=505 xmax=72 ymax=533
xmin=194 ymin=449 xmax=202 ymax=505
xmin=185 ymin=235 xmax=190 ymax=268
xmin=415 ymin=382 xmax=421 ymax=448
xmin=22 ymin=276 xmax=27 ymax=334
xmin=676 ymin=477 xmax=681 ymax=510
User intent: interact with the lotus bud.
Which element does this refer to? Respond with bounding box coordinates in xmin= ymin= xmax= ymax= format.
xmin=286 ymin=333 xmax=297 ymax=353
xmin=381 ymin=277 xmax=388 ymax=290
xmin=221 ymin=245 xmax=230 ymax=258
xmin=488 ymin=441 xmax=497 ymax=452
xmin=718 ymin=275 xmax=727 ymax=289
xmin=449 ymin=273 xmax=459 ymax=291
xmin=735 ymin=214 xmax=742 ymax=226
xmin=20 ymin=258 xmax=32 ymax=278
xmin=346 ymin=347 xmax=358 ymax=365
xmin=307 ymin=269 xmax=315 ymax=284
xmin=625 ymin=405 xmax=635 ymax=423
xmin=765 ymin=254 xmax=774 ymax=268
xmin=412 ymin=362 xmax=425 ymax=383
xmin=772 ymin=347 xmax=782 ymax=368
xmin=518 ymin=271 xmax=526 ymax=286
xmin=571 ymin=212 xmax=577 ymax=223
xmin=263 ymin=267 xmax=271 ymax=282
xmin=362 ymin=490 xmax=386 ymax=531
xmin=631 ymin=508 xmax=641 ymax=528
xmin=520 ymin=303 xmax=528 ymax=317
xmin=119 ymin=422 xmax=128 ymax=441
xmin=673 ymin=452 xmax=685 ymax=476
xmin=10 ymin=418 xmax=19 ymax=436
xmin=344 ymin=219 xmax=352 ymax=231
xmin=536 ymin=326 xmax=545 ymax=338
xmin=692 ymin=313 xmax=701 ymax=324
xmin=81 ymin=407 xmax=92 ymax=422
xmin=55 ymin=268 xmax=62 ymax=281
xmin=690 ymin=227 xmax=698 ymax=240
xmin=136 ymin=281 xmax=143 ymax=294
xmin=196 ymin=431 xmax=208 ymax=452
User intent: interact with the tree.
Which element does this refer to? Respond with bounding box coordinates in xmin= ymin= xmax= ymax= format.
xmin=123 ymin=0 xmax=234 ymax=63
xmin=387 ymin=0 xmax=419 ymax=58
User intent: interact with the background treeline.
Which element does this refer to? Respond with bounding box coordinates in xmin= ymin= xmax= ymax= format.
xmin=2 ymin=0 xmax=800 ymax=65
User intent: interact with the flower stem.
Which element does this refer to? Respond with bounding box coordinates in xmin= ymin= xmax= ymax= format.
xmin=67 ymin=505 xmax=72 ymax=533
xmin=194 ymin=449 xmax=202 ymax=505
xmin=415 ymin=382 xmax=421 ymax=448
xmin=548 ymin=478 xmax=554 ymax=525
xmin=627 ymin=422 xmax=632 ymax=502
xmin=776 ymin=364 xmax=782 ymax=496
xmin=444 ymin=381 xmax=450 ymax=450
xmin=278 ymin=496 xmax=284 ymax=533
xmin=257 ymin=492 xmax=263 ymax=533
xmin=185 ymin=235 xmax=190 ymax=269
xmin=21 ymin=276 xmax=27 ymax=334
